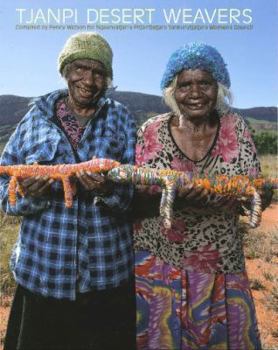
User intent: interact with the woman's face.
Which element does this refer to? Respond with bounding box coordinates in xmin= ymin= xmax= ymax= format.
xmin=66 ymin=59 xmax=107 ymax=109
xmin=174 ymin=69 xmax=218 ymax=121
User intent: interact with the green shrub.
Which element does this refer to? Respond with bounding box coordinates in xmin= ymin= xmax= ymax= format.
xmin=254 ymin=132 xmax=278 ymax=155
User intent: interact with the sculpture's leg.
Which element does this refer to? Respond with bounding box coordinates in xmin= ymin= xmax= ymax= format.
xmin=160 ymin=181 xmax=177 ymax=229
xmin=61 ymin=177 xmax=74 ymax=208
xmin=8 ymin=176 xmax=18 ymax=206
xmin=249 ymin=190 xmax=262 ymax=228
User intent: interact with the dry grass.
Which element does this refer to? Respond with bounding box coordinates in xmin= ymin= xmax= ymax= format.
xmin=263 ymin=271 xmax=275 ymax=282
xmin=267 ymin=285 xmax=278 ymax=313
xmin=249 ymin=278 xmax=266 ymax=291
xmin=260 ymin=154 xmax=278 ymax=178
xmin=243 ymin=225 xmax=278 ymax=263
xmin=243 ymin=222 xmax=278 ymax=349
xmin=0 ymin=213 xmax=20 ymax=298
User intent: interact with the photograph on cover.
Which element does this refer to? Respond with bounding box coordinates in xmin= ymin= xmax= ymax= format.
xmin=0 ymin=0 xmax=277 ymax=349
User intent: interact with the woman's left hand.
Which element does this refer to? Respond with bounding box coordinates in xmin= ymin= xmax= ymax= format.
xmin=177 ymin=184 xmax=238 ymax=209
xmin=76 ymin=171 xmax=112 ymax=195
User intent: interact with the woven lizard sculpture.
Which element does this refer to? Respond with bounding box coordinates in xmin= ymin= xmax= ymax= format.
xmin=107 ymin=164 xmax=278 ymax=229
xmin=0 ymin=159 xmax=277 ymax=228
xmin=0 ymin=158 xmax=120 ymax=208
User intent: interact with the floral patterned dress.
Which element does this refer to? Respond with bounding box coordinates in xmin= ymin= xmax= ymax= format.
xmin=55 ymin=98 xmax=86 ymax=148
xmin=135 ymin=112 xmax=261 ymax=350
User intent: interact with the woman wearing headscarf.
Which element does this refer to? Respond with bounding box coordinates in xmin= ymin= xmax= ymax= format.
xmin=1 ymin=32 xmax=136 ymax=350
xmin=134 ymin=43 xmax=263 ymax=350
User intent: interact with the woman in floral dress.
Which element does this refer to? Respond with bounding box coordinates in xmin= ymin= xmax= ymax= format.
xmin=134 ymin=43 xmax=264 ymax=350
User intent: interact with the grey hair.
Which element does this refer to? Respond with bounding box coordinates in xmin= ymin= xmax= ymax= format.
xmin=215 ymin=83 xmax=233 ymax=114
xmin=163 ymin=77 xmax=233 ymax=116
xmin=61 ymin=63 xmax=113 ymax=88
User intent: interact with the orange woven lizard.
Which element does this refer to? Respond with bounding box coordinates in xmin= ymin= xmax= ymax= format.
xmin=0 ymin=158 xmax=120 ymax=208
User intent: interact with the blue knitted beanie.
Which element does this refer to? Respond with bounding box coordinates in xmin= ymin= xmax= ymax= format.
xmin=160 ymin=43 xmax=230 ymax=90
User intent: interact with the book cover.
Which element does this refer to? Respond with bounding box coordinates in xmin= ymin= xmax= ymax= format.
xmin=0 ymin=0 xmax=277 ymax=349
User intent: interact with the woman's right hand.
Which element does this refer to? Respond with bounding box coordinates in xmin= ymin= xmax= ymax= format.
xmin=19 ymin=176 xmax=54 ymax=198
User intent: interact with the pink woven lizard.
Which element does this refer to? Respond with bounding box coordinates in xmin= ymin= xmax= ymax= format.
xmin=0 ymin=158 xmax=120 ymax=208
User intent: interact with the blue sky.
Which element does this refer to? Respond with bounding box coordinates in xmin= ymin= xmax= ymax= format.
xmin=0 ymin=0 xmax=277 ymax=108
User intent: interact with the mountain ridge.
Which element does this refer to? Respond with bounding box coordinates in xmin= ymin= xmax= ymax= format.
xmin=0 ymin=92 xmax=277 ymax=128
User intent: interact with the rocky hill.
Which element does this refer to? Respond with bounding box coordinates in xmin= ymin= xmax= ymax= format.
xmin=0 ymin=91 xmax=168 ymax=127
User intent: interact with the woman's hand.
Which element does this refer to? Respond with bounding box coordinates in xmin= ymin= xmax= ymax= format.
xmin=177 ymin=184 xmax=238 ymax=209
xmin=76 ymin=171 xmax=112 ymax=195
xmin=178 ymin=183 xmax=208 ymax=202
xmin=241 ymin=187 xmax=273 ymax=213
xmin=19 ymin=176 xmax=54 ymax=198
